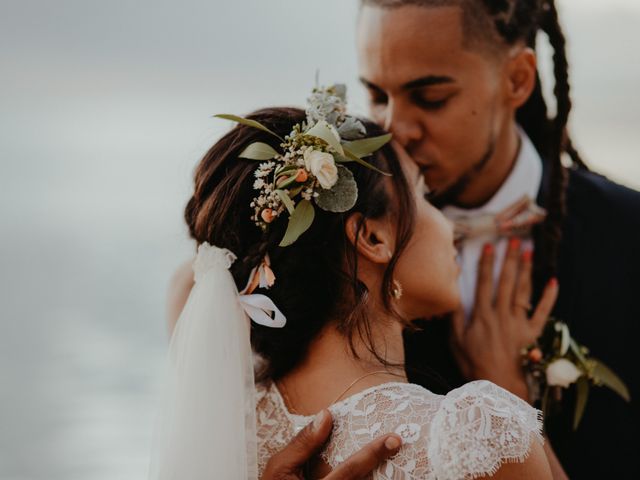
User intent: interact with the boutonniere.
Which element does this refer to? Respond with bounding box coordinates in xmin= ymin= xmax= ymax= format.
xmin=522 ymin=318 xmax=630 ymax=430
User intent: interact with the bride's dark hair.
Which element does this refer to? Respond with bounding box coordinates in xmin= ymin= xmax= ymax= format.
xmin=185 ymin=107 xmax=416 ymax=381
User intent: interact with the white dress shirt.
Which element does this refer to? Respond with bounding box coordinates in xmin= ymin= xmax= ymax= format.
xmin=442 ymin=130 xmax=543 ymax=321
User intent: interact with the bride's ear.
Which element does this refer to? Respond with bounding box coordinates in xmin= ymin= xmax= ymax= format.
xmin=345 ymin=213 xmax=395 ymax=264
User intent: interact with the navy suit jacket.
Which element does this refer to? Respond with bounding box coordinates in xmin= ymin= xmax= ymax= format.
xmin=404 ymin=168 xmax=640 ymax=479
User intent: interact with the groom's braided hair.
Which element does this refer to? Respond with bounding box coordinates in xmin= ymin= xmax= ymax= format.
xmin=362 ymin=0 xmax=588 ymax=281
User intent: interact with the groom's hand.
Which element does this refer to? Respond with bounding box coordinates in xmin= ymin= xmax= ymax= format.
xmin=450 ymin=238 xmax=559 ymax=401
xmin=261 ymin=409 xmax=402 ymax=480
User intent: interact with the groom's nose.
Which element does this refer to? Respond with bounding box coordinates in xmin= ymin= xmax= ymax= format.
xmin=382 ymin=99 xmax=423 ymax=148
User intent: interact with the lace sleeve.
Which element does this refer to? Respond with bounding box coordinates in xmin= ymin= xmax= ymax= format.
xmin=427 ymin=380 xmax=544 ymax=480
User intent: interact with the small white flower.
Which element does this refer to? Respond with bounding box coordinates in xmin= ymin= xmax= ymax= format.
xmin=253 ymin=179 xmax=265 ymax=190
xmin=546 ymin=358 xmax=583 ymax=388
xmin=303 ymin=148 xmax=338 ymax=189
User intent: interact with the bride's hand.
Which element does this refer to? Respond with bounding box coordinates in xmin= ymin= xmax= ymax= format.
xmin=261 ymin=409 xmax=402 ymax=479
xmin=450 ymin=238 xmax=559 ymax=401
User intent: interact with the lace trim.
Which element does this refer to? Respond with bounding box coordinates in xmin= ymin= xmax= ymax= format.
xmin=256 ymin=380 xmax=544 ymax=480
xmin=427 ymin=380 xmax=544 ymax=480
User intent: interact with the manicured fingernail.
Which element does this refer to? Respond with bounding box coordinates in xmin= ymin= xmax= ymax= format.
xmin=509 ymin=237 xmax=521 ymax=250
xmin=483 ymin=243 xmax=494 ymax=255
xmin=312 ymin=410 xmax=327 ymax=432
xmin=548 ymin=277 xmax=558 ymax=287
xmin=522 ymin=250 xmax=533 ymax=262
xmin=384 ymin=435 xmax=401 ymax=450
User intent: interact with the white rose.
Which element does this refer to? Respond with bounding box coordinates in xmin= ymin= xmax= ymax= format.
xmin=546 ymin=358 xmax=583 ymax=388
xmin=303 ymin=148 xmax=338 ymax=189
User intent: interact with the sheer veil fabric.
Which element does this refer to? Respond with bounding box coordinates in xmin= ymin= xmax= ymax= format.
xmin=149 ymin=243 xmax=258 ymax=480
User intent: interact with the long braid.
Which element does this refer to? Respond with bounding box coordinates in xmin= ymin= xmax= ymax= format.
xmin=483 ymin=0 xmax=586 ymax=280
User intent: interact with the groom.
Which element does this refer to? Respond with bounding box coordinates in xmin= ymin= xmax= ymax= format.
xmin=356 ymin=0 xmax=639 ymax=478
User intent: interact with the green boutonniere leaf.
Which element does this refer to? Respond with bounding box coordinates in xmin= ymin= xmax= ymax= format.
xmin=279 ymin=199 xmax=315 ymax=247
xmin=315 ymin=166 xmax=358 ymax=213
xmin=304 ymin=120 xmax=344 ymax=155
xmin=343 ymin=133 xmax=392 ymax=158
xmin=342 ymin=147 xmax=392 ymax=176
xmin=591 ymin=358 xmax=631 ymax=402
xmin=573 ymin=376 xmax=590 ymax=430
xmin=238 ymin=142 xmax=279 ymax=160
xmin=214 ymin=114 xmax=284 ymax=141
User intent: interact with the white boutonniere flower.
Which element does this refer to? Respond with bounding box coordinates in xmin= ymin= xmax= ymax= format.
xmin=546 ymin=358 xmax=583 ymax=388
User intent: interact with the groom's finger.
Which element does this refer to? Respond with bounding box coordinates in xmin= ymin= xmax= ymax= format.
xmin=325 ymin=434 xmax=402 ymax=479
xmin=262 ymin=409 xmax=333 ymax=477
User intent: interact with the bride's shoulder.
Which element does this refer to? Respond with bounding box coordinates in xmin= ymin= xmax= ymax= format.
xmin=428 ymin=380 xmax=544 ymax=479
xmin=326 ymin=380 xmax=544 ymax=479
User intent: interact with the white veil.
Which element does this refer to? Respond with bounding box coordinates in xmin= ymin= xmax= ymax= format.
xmin=150 ymin=242 xmax=285 ymax=480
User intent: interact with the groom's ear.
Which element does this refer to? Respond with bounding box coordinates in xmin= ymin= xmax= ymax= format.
xmin=345 ymin=213 xmax=395 ymax=264
xmin=504 ymin=46 xmax=537 ymax=110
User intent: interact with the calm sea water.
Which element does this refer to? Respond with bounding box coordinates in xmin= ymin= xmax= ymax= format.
xmin=1 ymin=1 xmax=638 ymax=479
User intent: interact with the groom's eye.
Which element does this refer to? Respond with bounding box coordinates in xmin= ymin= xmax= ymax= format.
xmin=411 ymin=92 xmax=450 ymax=111
xmin=367 ymin=88 xmax=388 ymax=105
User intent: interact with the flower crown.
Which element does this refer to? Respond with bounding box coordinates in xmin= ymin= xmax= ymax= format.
xmin=215 ymin=84 xmax=392 ymax=247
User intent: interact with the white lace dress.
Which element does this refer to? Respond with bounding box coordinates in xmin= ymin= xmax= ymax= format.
xmin=256 ymin=380 xmax=543 ymax=480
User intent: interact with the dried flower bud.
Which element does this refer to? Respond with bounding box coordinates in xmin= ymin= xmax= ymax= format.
xmin=295 ymin=168 xmax=308 ymax=183
xmin=528 ymin=348 xmax=543 ymax=363
xmin=261 ymin=208 xmax=277 ymax=224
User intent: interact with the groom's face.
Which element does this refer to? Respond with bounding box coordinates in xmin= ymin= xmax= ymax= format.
xmin=357 ymin=5 xmax=510 ymax=205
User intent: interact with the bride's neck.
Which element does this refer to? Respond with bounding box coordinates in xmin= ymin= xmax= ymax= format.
xmin=277 ymin=313 xmax=407 ymax=416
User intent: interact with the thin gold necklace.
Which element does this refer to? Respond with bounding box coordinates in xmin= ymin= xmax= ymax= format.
xmin=278 ymin=370 xmax=394 ymax=415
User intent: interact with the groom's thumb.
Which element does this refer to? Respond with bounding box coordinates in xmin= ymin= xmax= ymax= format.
xmin=262 ymin=409 xmax=333 ymax=476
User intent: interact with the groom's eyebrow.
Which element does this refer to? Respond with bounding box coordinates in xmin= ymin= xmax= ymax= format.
xmin=402 ymin=76 xmax=455 ymax=90
xmin=359 ymin=75 xmax=455 ymax=92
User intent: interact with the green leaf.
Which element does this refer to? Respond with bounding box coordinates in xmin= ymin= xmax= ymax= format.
xmin=343 ymin=147 xmax=392 ymax=176
xmin=569 ymin=339 xmax=589 ymax=368
xmin=276 ymin=174 xmax=299 ymax=190
xmin=573 ymin=376 xmax=590 ymax=430
xmin=315 ymin=166 xmax=358 ymax=213
xmin=274 ymin=189 xmax=295 ymax=215
xmin=559 ymin=322 xmax=570 ymax=356
xmin=304 ymin=120 xmax=344 ymax=155
xmin=591 ymin=358 xmax=631 ymax=402
xmin=214 ymin=114 xmax=284 ymax=141
xmin=238 ymin=142 xmax=279 ymax=160
xmin=343 ymin=133 xmax=392 ymax=158
xmin=279 ymin=200 xmax=315 ymax=247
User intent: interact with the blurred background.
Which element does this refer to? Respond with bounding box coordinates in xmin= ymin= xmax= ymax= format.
xmin=1 ymin=0 xmax=638 ymax=478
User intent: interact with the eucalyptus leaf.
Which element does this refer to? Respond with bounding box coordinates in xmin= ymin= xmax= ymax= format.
xmin=304 ymin=120 xmax=344 ymax=155
xmin=592 ymin=359 xmax=631 ymax=402
xmin=275 ymin=189 xmax=295 ymax=215
xmin=343 ymin=133 xmax=392 ymax=158
xmin=337 ymin=116 xmax=366 ymax=140
xmin=343 ymin=147 xmax=392 ymax=176
xmin=238 ymin=142 xmax=279 ymax=161
xmin=214 ymin=114 xmax=284 ymax=141
xmin=573 ymin=376 xmax=590 ymax=430
xmin=315 ymin=166 xmax=358 ymax=213
xmin=279 ymin=200 xmax=315 ymax=247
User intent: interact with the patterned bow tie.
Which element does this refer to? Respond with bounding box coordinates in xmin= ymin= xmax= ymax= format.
xmin=452 ymin=195 xmax=547 ymax=243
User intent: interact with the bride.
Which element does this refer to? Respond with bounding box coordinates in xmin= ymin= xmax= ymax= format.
xmin=154 ymin=85 xmax=563 ymax=479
